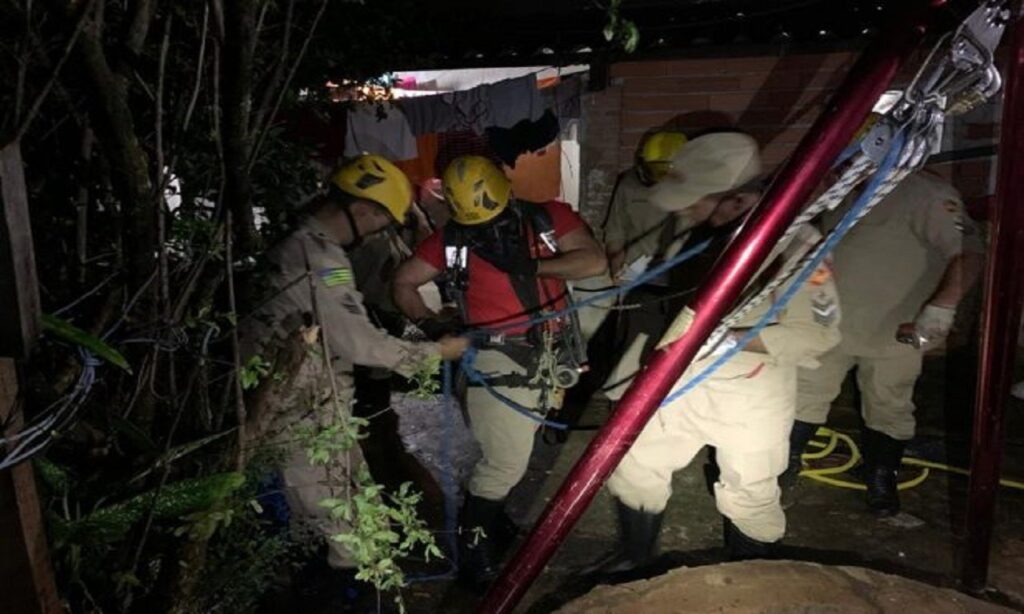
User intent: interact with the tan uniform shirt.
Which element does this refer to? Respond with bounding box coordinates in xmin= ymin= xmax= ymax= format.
xmin=726 ymin=225 xmax=842 ymax=370
xmin=239 ymin=217 xmax=438 ymax=380
xmin=657 ymin=225 xmax=842 ymax=375
xmin=602 ymin=170 xmax=673 ymax=265
xmin=820 ymin=172 xmax=984 ymax=349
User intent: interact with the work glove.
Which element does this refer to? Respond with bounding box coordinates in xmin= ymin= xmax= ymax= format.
xmin=896 ymin=304 xmax=956 ymax=348
xmin=915 ymin=304 xmax=956 ymax=338
xmin=475 ymin=248 xmax=538 ymax=277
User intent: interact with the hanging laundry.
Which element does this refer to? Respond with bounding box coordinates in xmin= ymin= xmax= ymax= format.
xmin=344 ymin=102 xmax=418 ymax=161
xmin=485 ymin=110 xmax=561 ymax=168
xmin=542 ymin=75 xmax=583 ymax=125
xmin=399 ymin=74 xmax=544 ymax=136
xmin=486 ymin=74 xmax=545 ymax=131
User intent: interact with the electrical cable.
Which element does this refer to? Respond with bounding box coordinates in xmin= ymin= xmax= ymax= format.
xmin=797 ymin=427 xmax=1024 ymax=492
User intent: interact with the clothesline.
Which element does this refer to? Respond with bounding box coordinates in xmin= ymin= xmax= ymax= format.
xmin=343 ymin=72 xmax=584 ymax=161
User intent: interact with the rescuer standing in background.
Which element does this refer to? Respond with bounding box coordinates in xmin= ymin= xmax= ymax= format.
xmin=392 ymin=155 xmax=606 ymax=589
xmin=790 ymin=170 xmax=984 ymax=516
xmin=562 ymin=131 xmax=689 ymax=432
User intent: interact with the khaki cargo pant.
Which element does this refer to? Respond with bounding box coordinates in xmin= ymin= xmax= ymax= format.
xmin=573 ymin=272 xmax=617 ymax=342
xmin=466 ymin=347 xmax=561 ymax=501
xmin=796 ymin=338 xmax=921 ymax=441
xmin=254 ymin=348 xmax=364 ymax=569
xmin=607 ymin=357 xmax=793 ymax=543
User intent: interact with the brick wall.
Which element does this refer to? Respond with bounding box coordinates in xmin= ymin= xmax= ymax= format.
xmin=579 ymin=50 xmax=1001 ymax=225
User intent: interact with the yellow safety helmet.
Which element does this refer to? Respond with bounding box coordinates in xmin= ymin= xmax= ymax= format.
xmin=330 ymin=154 xmax=413 ymax=223
xmin=637 ymin=131 xmax=688 ymax=184
xmin=442 ymin=155 xmax=512 ymax=225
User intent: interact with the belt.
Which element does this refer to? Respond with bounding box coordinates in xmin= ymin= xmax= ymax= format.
xmin=468 ymin=342 xmax=543 ymax=390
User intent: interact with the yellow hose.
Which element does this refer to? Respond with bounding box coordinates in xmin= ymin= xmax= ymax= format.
xmin=797 ymin=427 xmax=1024 ymax=492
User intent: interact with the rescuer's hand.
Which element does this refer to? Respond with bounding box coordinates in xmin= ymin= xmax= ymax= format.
xmin=914 ymin=303 xmax=956 ymax=340
xmin=438 ymin=335 xmax=471 ymax=361
xmin=416 ymin=313 xmax=462 ymax=341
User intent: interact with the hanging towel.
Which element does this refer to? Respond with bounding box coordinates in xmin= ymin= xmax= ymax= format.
xmin=344 ymin=102 xmax=418 ymax=161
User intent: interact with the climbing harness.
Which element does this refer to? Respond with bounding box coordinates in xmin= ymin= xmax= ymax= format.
xmin=443 ymin=201 xmax=612 ymax=418
xmin=454 ymin=238 xmax=713 ymax=428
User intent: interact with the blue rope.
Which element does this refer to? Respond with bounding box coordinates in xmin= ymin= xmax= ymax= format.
xmin=455 ymin=237 xmax=713 ymax=429
xmin=468 ymin=238 xmax=713 ymax=336
xmin=661 ymin=131 xmax=906 ymax=409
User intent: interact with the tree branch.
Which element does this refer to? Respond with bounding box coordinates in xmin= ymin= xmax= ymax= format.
xmin=155 ymin=14 xmax=172 ymax=325
xmin=12 ymin=0 xmax=93 ymax=143
xmin=77 ymin=0 xmax=157 ymax=293
xmin=220 ymin=0 xmax=258 ymax=252
xmin=249 ymin=0 xmax=294 ymax=137
xmin=225 ymin=211 xmax=247 ymax=471
xmin=251 ymin=0 xmax=271 ymax=61
xmin=181 ymin=4 xmax=209 ymax=134
xmin=125 ymin=0 xmax=156 ymax=58
xmin=207 ymin=0 xmax=225 ymax=44
xmin=247 ymin=0 xmax=329 ymax=173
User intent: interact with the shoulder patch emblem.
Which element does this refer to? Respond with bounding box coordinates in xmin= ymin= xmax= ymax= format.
xmin=811 ymin=292 xmax=838 ymax=327
xmin=318 ymin=267 xmax=353 ymax=287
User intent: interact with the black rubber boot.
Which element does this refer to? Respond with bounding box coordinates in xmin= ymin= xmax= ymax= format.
xmin=862 ymin=428 xmax=906 ymax=517
xmin=492 ymin=509 xmax=521 ymax=556
xmin=458 ymin=495 xmax=504 ymax=591
xmin=723 ymin=518 xmax=775 ymax=561
xmin=583 ymin=500 xmax=663 ymax=575
xmin=779 ymin=421 xmax=819 ymax=506
xmin=787 ymin=420 xmax=819 ymax=475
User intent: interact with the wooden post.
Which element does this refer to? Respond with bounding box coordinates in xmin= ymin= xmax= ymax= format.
xmin=0 ymin=140 xmax=62 ymax=614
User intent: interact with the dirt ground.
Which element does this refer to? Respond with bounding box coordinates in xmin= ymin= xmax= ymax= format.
xmin=309 ymin=344 xmax=1024 ymax=613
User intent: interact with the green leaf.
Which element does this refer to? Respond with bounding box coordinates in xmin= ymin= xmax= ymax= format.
xmin=42 ymin=313 xmax=132 ymax=373
xmin=602 ymin=21 xmax=616 ymax=42
xmin=54 ymin=472 xmax=245 ymax=545
xmin=623 ymin=21 xmax=640 ymax=53
xmin=34 ymin=458 xmax=70 ymax=492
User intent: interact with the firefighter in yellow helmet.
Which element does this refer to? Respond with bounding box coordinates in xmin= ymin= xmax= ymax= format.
xmin=394 ymin=155 xmax=606 ymax=589
xmin=563 ymin=130 xmax=689 ymax=433
xmin=238 ymin=154 xmax=469 ymax=579
xmin=602 ymin=129 xmax=689 ymax=282
xmin=442 ymin=154 xmax=513 ymax=225
xmin=636 ymin=130 xmax=689 ymax=185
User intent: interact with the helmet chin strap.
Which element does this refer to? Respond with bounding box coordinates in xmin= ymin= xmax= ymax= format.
xmin=340 ymin=202 xmax=364 ymax=250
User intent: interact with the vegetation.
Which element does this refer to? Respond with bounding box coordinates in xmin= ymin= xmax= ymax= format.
xmin=0 ymin=0 xmax=444 ymax=610
xmin=0 ymin=0 xmax=635 ymax=609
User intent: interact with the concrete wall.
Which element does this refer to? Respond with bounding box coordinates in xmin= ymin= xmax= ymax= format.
xmin=578 ymin=50 xmax=1001 ymax=227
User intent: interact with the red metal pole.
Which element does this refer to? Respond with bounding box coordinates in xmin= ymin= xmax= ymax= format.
xmin=962 ymin=10 xmax=1024 ymax=593
xmin=479 ymin=2 xmax=946 ymax=611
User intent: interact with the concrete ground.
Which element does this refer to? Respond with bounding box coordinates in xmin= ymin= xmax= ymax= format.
xmin=309 ymin=346 xmax=1024 ymax=613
